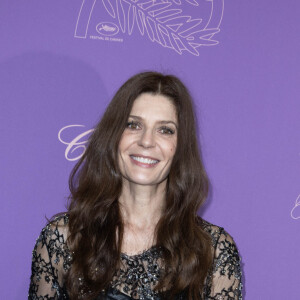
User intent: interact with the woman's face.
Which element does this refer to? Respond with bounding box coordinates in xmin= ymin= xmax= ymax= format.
xmin=118 ymin=93 xmax=178 ymax=186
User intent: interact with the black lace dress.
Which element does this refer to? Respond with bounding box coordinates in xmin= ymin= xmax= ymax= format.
xmin=28 ymin=215 xmax=242 ymax=300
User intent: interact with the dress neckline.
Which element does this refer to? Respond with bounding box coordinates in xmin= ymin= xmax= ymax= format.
xmin=120 ymin=245 xmax=160 ymax=259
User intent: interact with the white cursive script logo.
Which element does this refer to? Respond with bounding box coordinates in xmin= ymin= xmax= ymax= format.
xmin=58 ymin=125 xmax=94 ymax=161
xmin=291 ymin=194 xmax=300 ymax=220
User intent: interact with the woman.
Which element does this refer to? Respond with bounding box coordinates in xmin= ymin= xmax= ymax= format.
xmin=28 ymin=72 xmax=242 ymax=299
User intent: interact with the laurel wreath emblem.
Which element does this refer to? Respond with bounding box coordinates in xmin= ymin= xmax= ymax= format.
xmin=75 ymin=0 xmax=224 ymax=56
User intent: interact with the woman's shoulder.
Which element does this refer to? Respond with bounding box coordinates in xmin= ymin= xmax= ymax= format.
xmin=49 ymin=213 xmax=69 ymax=228
xmin=29 ymin=214 xmax=71 ymax=298
xmin=44 ymin=213 xmax=69 ymax=233
xmin=198 ymin=217 xmax=238 ymax=249
xmin=198 ymin=219 xmax=243 ymax=297
xmin=35 ymin=213 xmax=70 ymax=252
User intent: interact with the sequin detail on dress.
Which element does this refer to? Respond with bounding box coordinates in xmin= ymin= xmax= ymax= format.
xmin=110 ymin=247 xmax=162 ymax=299
xmin=28 ymin=215 xmax=243 ymax=299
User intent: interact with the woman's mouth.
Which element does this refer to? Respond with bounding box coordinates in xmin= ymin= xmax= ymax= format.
xmin=130 ymin=155 xmax=159 ymax=166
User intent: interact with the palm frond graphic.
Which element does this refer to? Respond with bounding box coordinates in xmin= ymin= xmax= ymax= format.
xmin=102 ymin=0 xmax=221 ymax=56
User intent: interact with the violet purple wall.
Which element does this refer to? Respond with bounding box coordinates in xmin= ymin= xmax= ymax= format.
xmin=1 ymin=1 xmax=299 ymax=299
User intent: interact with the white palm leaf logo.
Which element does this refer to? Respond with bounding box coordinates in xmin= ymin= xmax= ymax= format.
xmin=75 ymin=0 xmax=224 ymax=56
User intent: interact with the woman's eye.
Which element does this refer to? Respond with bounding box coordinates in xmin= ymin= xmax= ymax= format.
xmin=127 ymin=121 xmax=140 ymax=130
xmin=160 ymin=126 xmax=175 ymax=135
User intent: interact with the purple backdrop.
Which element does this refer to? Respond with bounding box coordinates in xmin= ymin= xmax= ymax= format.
xmin=1 ymin=1 xmax=299 ymax=299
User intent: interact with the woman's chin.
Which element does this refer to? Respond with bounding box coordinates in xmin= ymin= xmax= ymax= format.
xmin=123 ymin=175 xmax=166 ymax=187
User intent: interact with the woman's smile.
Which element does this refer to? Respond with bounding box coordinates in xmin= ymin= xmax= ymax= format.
xmin=130 ymin=155 xmax=160 ymax=167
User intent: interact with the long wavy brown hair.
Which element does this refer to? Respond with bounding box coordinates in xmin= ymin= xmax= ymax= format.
xmin=65 ymin=71 xmax=213 ymax=299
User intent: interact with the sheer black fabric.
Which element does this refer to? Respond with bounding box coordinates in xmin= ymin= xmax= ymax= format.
xmin=28 ymin=215 xmax=242 ymax=299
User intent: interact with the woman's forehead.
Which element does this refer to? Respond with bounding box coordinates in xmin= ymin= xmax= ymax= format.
xmin=130 ymin=93 xmax=177 ymax=123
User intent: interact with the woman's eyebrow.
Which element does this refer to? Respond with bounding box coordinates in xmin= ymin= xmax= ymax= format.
xmin=158 ymin=120 xmax=178 ymax=129
xmin=129 ymin=115 xmax=178 ymax=129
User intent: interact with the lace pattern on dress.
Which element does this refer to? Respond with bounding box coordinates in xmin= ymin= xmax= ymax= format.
xmin=28 ymin=215 xmax=243 ymax=300
xmin=110 ymin=247 xmax=163 ymax=299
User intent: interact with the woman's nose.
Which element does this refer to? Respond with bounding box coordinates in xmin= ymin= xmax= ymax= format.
xmin=137 ymin=129 xmax=156 ymax=148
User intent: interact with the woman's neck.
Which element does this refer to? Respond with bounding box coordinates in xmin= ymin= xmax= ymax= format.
xmin=118 ymin=179 xmax=166 ymax=254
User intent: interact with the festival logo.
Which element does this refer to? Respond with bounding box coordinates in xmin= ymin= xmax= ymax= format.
xmin=74 ymin=0 xmax=224 ymax=56
xmin=58 ymin=125 xmax=94 ymax=161
xmin=96 ymin=22 xmax=119 ymax=36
